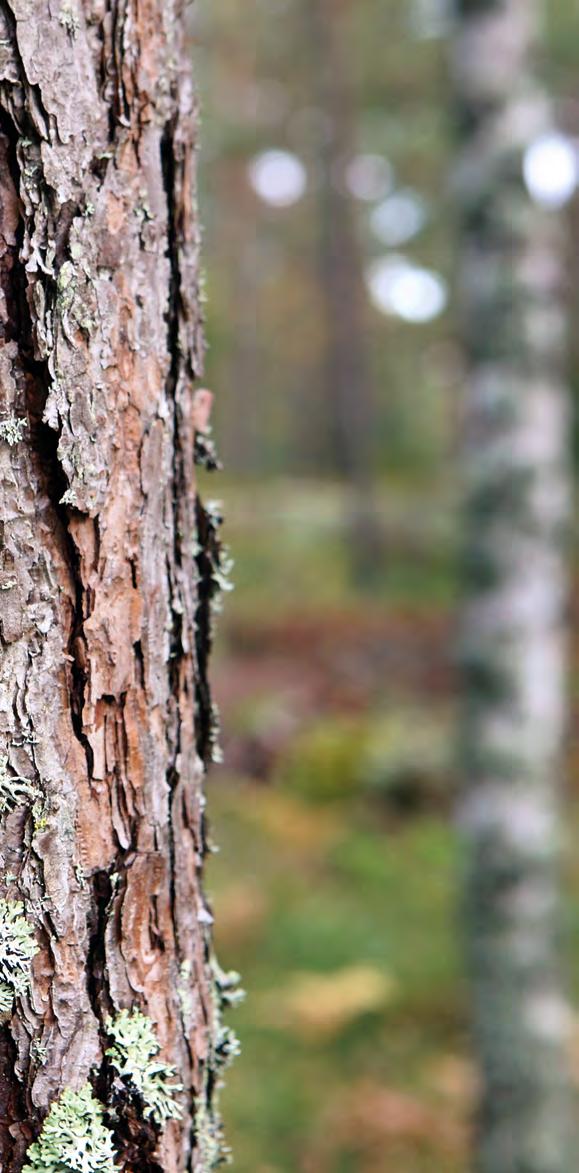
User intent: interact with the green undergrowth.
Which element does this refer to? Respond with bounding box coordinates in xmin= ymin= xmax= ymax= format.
xmin=209 ymin=477 xmax=459 ymax=622
xmin=275 ymin=709 xmax=454 ymax=810
xmin=202 ymin=479 xmax=579 ymax=1171
xmin=209 ymin=778 xmax=579 ymax=1173
xmin=208 ymin=780 xmax=468 ymax=1173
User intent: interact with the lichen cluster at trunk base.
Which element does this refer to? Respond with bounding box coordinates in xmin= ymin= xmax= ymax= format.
xmin=21 ymin=1085 xmax=116 ymax=1173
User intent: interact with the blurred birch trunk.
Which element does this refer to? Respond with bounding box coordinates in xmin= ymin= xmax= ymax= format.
xmin=452 ymin=2 xmax=573 ymax=1170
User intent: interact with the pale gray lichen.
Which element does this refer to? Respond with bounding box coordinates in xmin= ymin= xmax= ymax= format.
xmin=56 ymin=260 xmax=96 ymax=342
xmin=0 ymin=414 xmax=27 ymax=446
xmin=10 ymin=731 xmax=39 ymax=747
xmin=60 ymin=487 xmax=79 ymax=507
xmin=178 ymin=959 xmax=193 ymax=1030
xmin=194 ymin=963 xmax=243 ymax=1168
xmin=0 ymin=898 xmax=38 ymax=1013
xmin=31 ymin=797 xmax=50 ymax=836
xmin=214 ymin=1024 xmax=241 ymax=1072
xmin=22 ymin=1084 xmax=116 ymax=1173
xmin=30 ymin=1038 xmax=48 ymax=1065
xmin=0 ymin=984 xmax=14 ymax=1015
xmin=195 ymin=1097 xmax=230 ymax=1170
xmin=0 ymin=753 xmax=42 ymax=817
xmin=58 ymin=1 xmax=80 ymax=34
xmin=212 ymin=962 xmax=245 ymax=1012
xmin=106 ymin=1008 xmax=182 ymax=1126
xmin=199 ymin=267 xmax=209 ymax=306
xmin=210 ymin=703 xmax=224 ymax=766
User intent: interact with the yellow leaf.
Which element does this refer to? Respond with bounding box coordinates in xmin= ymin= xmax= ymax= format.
xmin=259 ymin=965 xmax=395 ymax=1039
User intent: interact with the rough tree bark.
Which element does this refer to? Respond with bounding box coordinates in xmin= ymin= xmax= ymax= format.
xmin=452 ymin=2 xmax=573 ymax=1171
xmin=0 ymin=2 xmax=233 ymax=1171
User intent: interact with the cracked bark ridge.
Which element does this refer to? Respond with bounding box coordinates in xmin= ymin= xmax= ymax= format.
xmin=0 ymin=2 xmax=220 ymax=1170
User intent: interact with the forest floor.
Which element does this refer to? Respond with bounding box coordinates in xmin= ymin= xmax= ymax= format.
xmin=204 ymin=478 xmax=579 ymax=1173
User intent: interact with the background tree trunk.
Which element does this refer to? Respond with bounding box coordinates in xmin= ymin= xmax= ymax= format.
xmin=452 ymin=2 xmax=573 ymax=1170
xmin=307 ymin=0 xmax=381 ymax=588
xmin=0 ymin=2 xmax=228 ymax=1170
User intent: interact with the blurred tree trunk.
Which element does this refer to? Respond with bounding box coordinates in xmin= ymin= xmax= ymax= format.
xmin=203 ymin=11 xmax=259 ymax=478
xmin=308 ymin=0 xmax=381 ymax=587
xmin=0 ymin=3 xmax=228 ymax=1171
xmin=452 ymin=3 xmax=573 ymax=1171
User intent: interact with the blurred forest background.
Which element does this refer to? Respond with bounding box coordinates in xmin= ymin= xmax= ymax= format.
xmin=189 ymin=2 xmax=579 ymax=1170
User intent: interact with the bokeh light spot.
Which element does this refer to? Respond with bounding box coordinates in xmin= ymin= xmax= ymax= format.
xmin=248 ymin=149 xmax=308 ymax=208
xmin=366 ymin=256 xmax=448 ymax=323
xmin=523 ymin=133 xmax=579 ymax=209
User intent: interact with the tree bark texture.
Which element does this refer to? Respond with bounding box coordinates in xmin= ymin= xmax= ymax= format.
xmin=452 ymin=2 xmax=573 ymax=1171
xmin=0 ymin=2 xmax=229 ymax=1170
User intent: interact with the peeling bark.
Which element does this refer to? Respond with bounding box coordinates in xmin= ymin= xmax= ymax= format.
xmin=0 ymin=2 xmax=226 ymax=1170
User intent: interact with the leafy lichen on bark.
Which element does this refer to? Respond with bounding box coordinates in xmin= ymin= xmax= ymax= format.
xmin=0 ymin=899 xmax=38 ymax=1016
xmin=21 ymin=1084 xmax=116 ymax=1173
xmin=105 ymin=1008 xmax=183 ymax=1127
xmin=0 ymin=1 xmax=227 ymax=1169
xmin=192 ymin=964 xmax=243 ymax=1170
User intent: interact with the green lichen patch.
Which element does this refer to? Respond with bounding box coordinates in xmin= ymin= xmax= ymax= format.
xmin=58 ymin=1 xmax=80 ymax=35
xmin=0 ymin=415 xmax=27 ymax=446
xmin=106 ymin=1008 xmax=182 ymax=1127
xmin=178 ymin=959 xmax=193 ymax=1029
xmin=22 ymin=1084 xmax=116 ymax=1173
xmin=0 ymin=984 xmax=14 ymax=1015
xmin=194 ymin=962 xmax=243 ymax=1168
xmin=212 ymin=962 xmax=243 ymax=1075
xmin=0 ymin=753 xmax=42 ymax=817
xmin=195 ymin=1097 xmax=230 ymax=1171
xmin=203 ymin=501 xmax=235 ymax=611
xmin=214 ymin=1023 xmax=241 ymax=1072
xmin=0 ymin=898 xmax=38 ymax=1014
xmin=213 ymin=963 xmax=245 ymax=1011
xmin=194 ymin=428 xmax=221 ymax=472
xmin=30 ymin=1038 xmax=48 ymax=1066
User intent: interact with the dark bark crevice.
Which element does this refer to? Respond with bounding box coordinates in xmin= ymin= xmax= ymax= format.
xmin=0 ymin=1028 xmax=31 ymax=1170
xmin=0 ymin=1 xmax=51 ymax=138
xmin=86 ymin=868 xmax=114 ymax=1031
xmin=193 ymin=498 xmax=221 ymax=770
xmin=160 ymin=118 xmax=184 ymax=975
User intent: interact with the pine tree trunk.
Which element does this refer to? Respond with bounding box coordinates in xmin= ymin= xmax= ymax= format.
xmin=452 ymin=2 xmax=573 ymax=1170
xmin=0 ymin=3 xmax=229 ymax=1170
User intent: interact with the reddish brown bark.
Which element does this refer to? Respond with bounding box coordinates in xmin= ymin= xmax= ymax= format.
xmin=0 ymin=2 xmax=226 ymax=1169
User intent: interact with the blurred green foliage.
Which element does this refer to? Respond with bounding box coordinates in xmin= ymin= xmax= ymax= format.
xmin=203 ymin=479 xmax=464 ymax=1171
xmin=209 ymin=784 xmax=467 ymax=1173
xmin=191 ymin=1 xmax=579 ymax=1169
